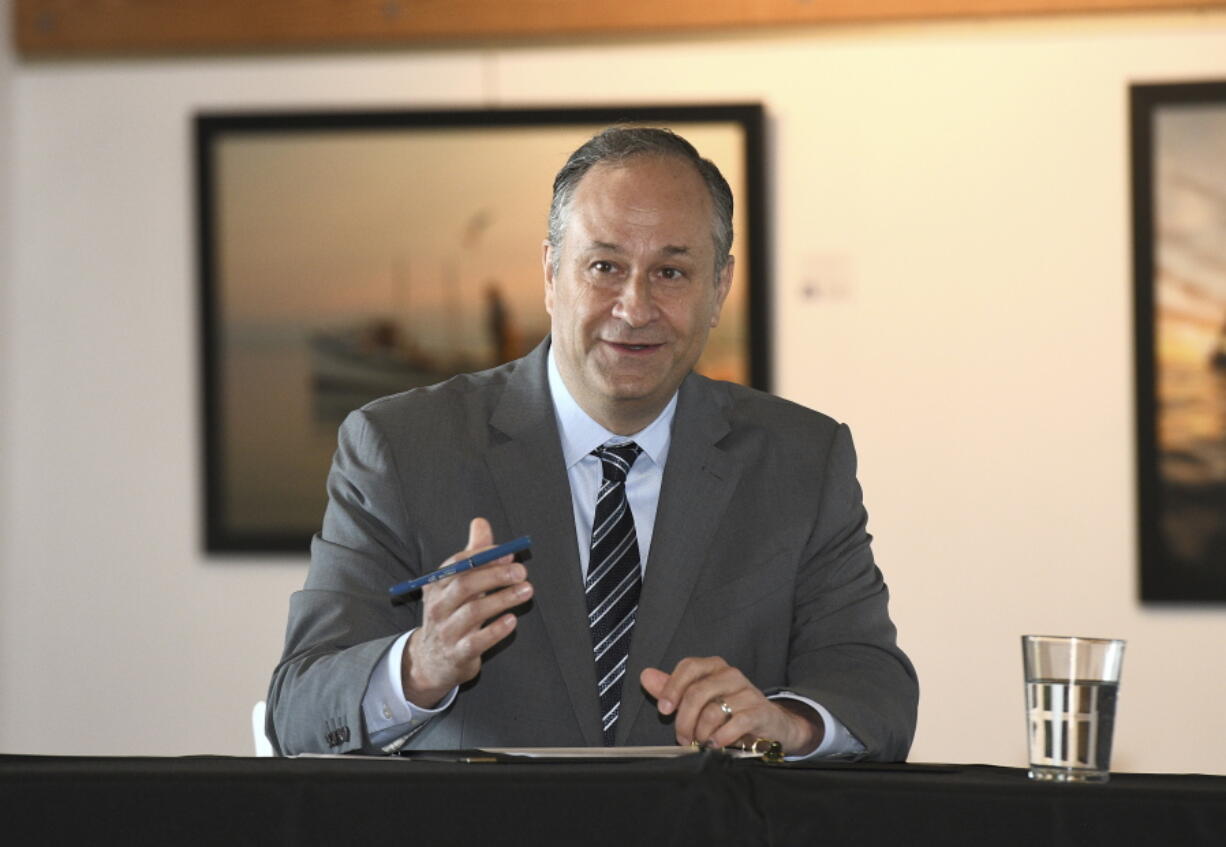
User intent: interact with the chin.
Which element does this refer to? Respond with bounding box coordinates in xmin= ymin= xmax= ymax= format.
xmin=589 ymin=362 xmax=683 ymax=404
xmin=587 ymin=376 xmax=646 ymax=402
xmin=601 ymin=382 xmax=656 ymax=402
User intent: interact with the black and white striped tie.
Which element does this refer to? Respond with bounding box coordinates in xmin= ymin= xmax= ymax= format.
xmin=586 ymin=442 xmax=643 ymax=746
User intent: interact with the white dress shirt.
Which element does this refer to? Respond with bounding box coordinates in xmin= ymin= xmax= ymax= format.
xmin=363 ymin=349 xmax=864 ymax=758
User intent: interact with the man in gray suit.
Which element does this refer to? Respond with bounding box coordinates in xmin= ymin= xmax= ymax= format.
xmin=268 ymin=127 xmax=918 ymax=760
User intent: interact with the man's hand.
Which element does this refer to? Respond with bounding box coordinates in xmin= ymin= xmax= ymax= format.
xmin=640 ymin=657 xmax=824 ymax=756
xmin=401 ymin=517 xmax=533 ymax=707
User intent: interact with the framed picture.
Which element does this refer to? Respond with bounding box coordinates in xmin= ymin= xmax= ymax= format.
xmin=1132 ymin=82 xmax=1226 ymax=601
xmin=196 ymin=104 xmax=767 ymax=553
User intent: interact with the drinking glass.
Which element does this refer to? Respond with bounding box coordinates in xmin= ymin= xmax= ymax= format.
xmin=1022 ymin=635 xmax=1125 ymax=783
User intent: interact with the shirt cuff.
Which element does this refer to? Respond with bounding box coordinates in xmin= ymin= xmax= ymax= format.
xmin=362 ymin=630 xmax=457 ymax=752
xmin=768 ymin=691 xmax=866 ymax=761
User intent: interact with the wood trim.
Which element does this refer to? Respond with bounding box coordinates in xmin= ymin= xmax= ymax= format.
xmin=13 ymin=0 xmax=1226 ymax=57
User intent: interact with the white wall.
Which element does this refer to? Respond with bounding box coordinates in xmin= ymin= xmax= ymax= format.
xmin=0 ymin=2 xmax=17 ymax=746
xmin=4 ymin=11 xmax=1226 ymax=772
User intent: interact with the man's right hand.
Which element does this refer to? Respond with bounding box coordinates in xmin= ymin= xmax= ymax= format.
xmin=401 ymin=517 xmax=533 ymax=707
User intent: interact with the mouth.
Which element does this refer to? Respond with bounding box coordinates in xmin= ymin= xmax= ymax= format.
xmin=605 ymin=341 xmax=663 ymax=354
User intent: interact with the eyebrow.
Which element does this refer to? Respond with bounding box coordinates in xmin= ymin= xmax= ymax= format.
xmin=584 ymin=241 xmax=693 ymax=257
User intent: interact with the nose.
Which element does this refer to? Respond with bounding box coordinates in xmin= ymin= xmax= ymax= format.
xmin=611 ymin=274 xmax=658 ymax=328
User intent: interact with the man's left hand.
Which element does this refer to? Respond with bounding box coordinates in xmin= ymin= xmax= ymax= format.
xmin=640 ymin=657 xmax=823 ymax=756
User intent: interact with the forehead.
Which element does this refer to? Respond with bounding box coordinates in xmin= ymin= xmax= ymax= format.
xmin=565 ymin=156 xmax=714 ymax=251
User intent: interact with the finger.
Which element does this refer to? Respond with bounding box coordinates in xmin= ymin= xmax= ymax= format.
xmin=438 ymin=517 xmax=497 ymax=567
xmin=450 ymin=610 xmax=521 ymax=664
xmin=667 ymin=660 xmax=728 ymax=743
xmin=674 ymin=666 xmax=763 ymax=747
xmin=672 ymin=665 xmax=742 ymax=744
xmin=639 ymin=667 xmax=669 ymax=702
xmin=708 ymin=698 xmax=802 ymax=751
xmin=443 ymin=558 xmax=530 ymax=598
xmin=698 ymin=689 xmax=769 ymax=747
xmin=689 ymin=684 xmax=757 ymax=746
xmin=446 ymin=575 xmax=534 ymax=635
xmin=655 ymin=656 xmax=725 ymax=716
xmin=414 ymin=580 xmax=530 ymax=690
xmin=424 ymin=559 xmax=529 ymax=620
xmin=466 ymin=517 xmax=494 ymax=553
xmin=460 ymin=517 xmax=520 ymax=566
xmin=691 ymin=698 xmax=731 ymax=746
xmin=707 ymin=708 xmax=764 ymax=749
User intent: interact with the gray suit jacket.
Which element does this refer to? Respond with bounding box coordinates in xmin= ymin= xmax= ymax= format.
xmin=267 ymin=340 xmax=918 ymax=759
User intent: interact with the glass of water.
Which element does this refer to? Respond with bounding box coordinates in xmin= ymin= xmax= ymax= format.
xmin=1021 ymin=635 xmax=1125 ymax=783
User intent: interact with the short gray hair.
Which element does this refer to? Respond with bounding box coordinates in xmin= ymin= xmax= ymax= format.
xmin=547 ymin=127 xmax=734 ymax=278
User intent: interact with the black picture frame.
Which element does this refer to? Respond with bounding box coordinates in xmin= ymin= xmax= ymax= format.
xmin=1131 ymin=82 xmax=1226 ymax=601
xmin=196 ymin=104 xmax=769 ymax=554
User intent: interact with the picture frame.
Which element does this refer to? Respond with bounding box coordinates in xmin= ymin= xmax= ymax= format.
xmin=1131 ymin=81 xmax=1226 ymax=601
xmin=196 ymin=104 xmax=768 ymax=554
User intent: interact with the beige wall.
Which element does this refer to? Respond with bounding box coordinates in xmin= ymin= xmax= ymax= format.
xmin=3 ymin=11 xmax=1226 ymax=772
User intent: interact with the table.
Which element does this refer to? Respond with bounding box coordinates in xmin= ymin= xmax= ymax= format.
xmin=4 ymin=752 xmax=1225 ymax=846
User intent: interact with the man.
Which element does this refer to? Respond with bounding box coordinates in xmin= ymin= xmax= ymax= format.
xmin=268 ymin=127 xmax=918 ymax=760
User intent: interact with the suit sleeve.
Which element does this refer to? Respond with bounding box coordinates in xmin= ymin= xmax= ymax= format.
xmin=266 ymin=409 xmax=424 ymax=756
xmin=782 ymin=423 xmax=919 ymax=762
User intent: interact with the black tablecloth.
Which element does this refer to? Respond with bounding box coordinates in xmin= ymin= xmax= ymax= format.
xmin=4 ymin=753 xmax=1225 ymax=846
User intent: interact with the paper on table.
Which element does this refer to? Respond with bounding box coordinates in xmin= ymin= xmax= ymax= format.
xmin=482 ymin=745 xmax=759 ymax=759
xmin=292 ymin=745 xmax=768 ymax=762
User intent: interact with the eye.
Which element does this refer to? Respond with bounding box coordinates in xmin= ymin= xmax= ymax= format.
xmin=659 ymin=267 xmax=686 ymax=282
xmin=590 ymin=260 xmax=615 ymax=274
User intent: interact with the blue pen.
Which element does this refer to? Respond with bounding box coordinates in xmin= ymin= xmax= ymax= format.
xmin=388 ymin=535 xmax=533 ymax=601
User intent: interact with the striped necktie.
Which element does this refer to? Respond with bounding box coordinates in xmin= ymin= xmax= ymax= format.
xmin=586 ymin=441 xmax=643 ymax=746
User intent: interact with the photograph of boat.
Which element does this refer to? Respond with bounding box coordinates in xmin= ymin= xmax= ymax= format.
xmin=1211 ymin=321 xmax=1226 ymax=372
xmin=307 ymin=278 xmax=531 ymax=423
xmin=1134 ymin=82 xmax=1226 ymax=600
xmin=197 ymin=106 xmax=765 ymax=552
xmin=309 ymin=319 xmax=448 ymax=398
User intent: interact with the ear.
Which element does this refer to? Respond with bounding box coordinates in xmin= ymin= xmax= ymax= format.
xmin=709 ymin=255 xmax=734 ymax=328
xmin=542 ymin=239 xmax=556 ymax=316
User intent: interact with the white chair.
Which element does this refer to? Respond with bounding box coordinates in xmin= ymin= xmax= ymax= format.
xmin=251 ymin=700 xmax=275 ymax=757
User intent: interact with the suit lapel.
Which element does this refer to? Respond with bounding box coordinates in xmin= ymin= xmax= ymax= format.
xmin=619 ymin=374 xmax=740 ymax=741
xmin=485 ymin=341 xmax=604 ymax=745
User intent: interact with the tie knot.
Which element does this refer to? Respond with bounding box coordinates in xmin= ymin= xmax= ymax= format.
xmin=592 ymin=442 xmax=642 ymax=483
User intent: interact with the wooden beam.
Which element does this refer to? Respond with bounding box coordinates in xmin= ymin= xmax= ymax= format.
xmin=14 ymin=0 xmax=1226 ymax=57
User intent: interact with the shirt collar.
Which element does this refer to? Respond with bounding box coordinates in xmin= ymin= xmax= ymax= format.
xmin=547 ymin=344 xmax=676 ymax=470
